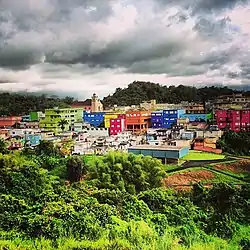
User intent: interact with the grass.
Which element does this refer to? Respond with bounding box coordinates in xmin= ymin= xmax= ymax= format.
xmin=182 ymin=150 xmax=225 ymax=161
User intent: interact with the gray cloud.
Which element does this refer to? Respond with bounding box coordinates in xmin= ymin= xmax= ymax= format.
xmin=0 ymin=0 xmax=250 ymax=97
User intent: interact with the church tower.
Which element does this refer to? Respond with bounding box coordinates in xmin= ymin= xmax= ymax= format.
xmin=91 ymin=93 xmax=103 ymax=112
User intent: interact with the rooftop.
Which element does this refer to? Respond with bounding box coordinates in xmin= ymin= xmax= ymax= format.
xmin=128 ymin=144 xmax=184 ymax=151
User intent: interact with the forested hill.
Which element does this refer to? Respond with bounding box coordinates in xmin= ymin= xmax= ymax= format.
xmin=103 ymin=81 xmax=249 ymax=107
xmin=0 ymin=92 xmax=74 ymax=116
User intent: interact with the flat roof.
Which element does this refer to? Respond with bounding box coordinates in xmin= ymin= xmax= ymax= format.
xmin=128 ymin=145 xmax=184 ymax=151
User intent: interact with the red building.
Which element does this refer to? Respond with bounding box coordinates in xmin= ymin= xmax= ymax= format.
xmin=0 ymin=116 xmax=22 ymax=128
xmin=109 ymin=116 xmax=125 ymax=135
xmin=216 ymin=109 xmax=250 ymax=132
xmin=71 ymin=99 xmax=92 ymax=111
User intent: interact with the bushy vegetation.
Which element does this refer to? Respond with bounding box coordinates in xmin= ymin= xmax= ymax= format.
xmin=103 ymin=81 xmax=249 ymax=107
xmin=218 ymin=131 xmax=250 ymax=156
xmin=0 ymin=143 xmax=250 ymax=249
xmin=0 ymin=92 xmax=74 ymax=116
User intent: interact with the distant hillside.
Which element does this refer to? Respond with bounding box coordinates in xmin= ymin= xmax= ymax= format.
xmin=102 ymin=81 xmax=247 ymax=107
xmin=0 ymin=92 xmax=74 ymax=116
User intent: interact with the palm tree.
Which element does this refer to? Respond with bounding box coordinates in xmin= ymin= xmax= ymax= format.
xmin=58 ymin=119 xmax=68 ymax=132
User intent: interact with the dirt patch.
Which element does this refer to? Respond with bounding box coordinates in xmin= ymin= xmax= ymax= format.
xmin=214 ymin=160 xmax=250 ymax=173
xmin=163 ymin=170 xmax=215 ymax=191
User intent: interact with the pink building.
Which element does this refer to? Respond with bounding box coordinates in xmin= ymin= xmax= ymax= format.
xmin=216 ymin=109 xmax=250 ymax=132
xmin=109 ymin=117 xmax=125 ymax=135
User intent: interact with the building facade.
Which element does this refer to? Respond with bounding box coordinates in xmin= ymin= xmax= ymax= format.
xmin=183 ymin=103 xmax=205 ymax=114
xmin=125 ymin=111 xmax=151 ymax=134
xmin=83 ymin=112 xmax=105 ymax=127
xmin=109 ymin=117 xmax=125 ymax=135
xmin=104 ymin=113 xmax=120 ymax=128
xmin=91 ymin=93 xmax=103 ymax=112
xmin=180 ymin=113 xmax=209 ymax=122
xmin=0 ymin=116 xmax=22 ymax=128
xmin=151 ymin=109 xmax=185 ymax=129
xmin=40 ymin=108 xmax=83 ymax=133
xmin=71 ymin=99 xmax=92 ymax=111
xmin=216 ymin=109 xmax=250 ymax=132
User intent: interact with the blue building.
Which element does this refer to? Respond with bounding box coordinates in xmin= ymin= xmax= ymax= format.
xmin=25 ymin=134 xmax=42 ymax=147
xmin=151 ymin=109 xmax=185 ymax=129
xmin=128 ymin=145 xmax=189 ymax=164
xmin=180 ymin=113 xmax=208 ymax=122
xmin=83 ymin=112 xmax=105 ymax=127
xmin=151 ymin=111 xmax=164 ymax=128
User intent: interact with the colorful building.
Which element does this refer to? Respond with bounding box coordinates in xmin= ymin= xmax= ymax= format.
xmin=151 ymin=109 xmax=185 ymax=129
xmin=183 ymin=103 xmax=205 ymax=114
xmin=125 ymin=111 xmax=151 ymax=134
xmin=109 ymin=117 xmax=125 ymax=135
xmin=104 ymin=113 xmax=124 ymax=128
xmin=40 ymin=108 xmax=83 ymax=133
xmin=71 ymin=99 xmax=92 ymax=111
xmin=216 ymin=109 xmax=250 ymax=132
xmin=83 ymin=112 xmax=105 ymax=127
xmin=0 ymin=116 xmax=22 ymax=128
xmin=180 ymin=113 xmax=209 ymax=122
xmin=22 ymin=114 xmax=31 ymax=122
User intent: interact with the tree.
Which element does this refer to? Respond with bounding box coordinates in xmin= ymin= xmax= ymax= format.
xmin=0 ymin=139 xmax=8 ymax=154
xmin=66 ymin=156 xmax=84 ymax=183
xmin=88 ymin=151 xmax=166 ymax=193
xmin=35 ymin=140 xmax=60 ymax=156
xmin=58 ymin=119 xmax=68 ymax=132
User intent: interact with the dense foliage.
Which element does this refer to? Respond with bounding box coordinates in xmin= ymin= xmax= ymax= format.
xmin=0 ymin=92 xmax=74 ymax=116
xmin=218 ymin=131 xmax=250 ymax=156
xmin=103 ymin=81 xmax=248 ymax=107
xmin=0 ymin=149 xmax=250 ymax=249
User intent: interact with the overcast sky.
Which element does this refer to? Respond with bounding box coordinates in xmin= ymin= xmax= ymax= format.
xmin=0 ymin=0 xmax=250 ymax=99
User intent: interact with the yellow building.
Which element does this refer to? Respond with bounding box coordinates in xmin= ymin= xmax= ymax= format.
xmin=104 ymin=113 xmax=119 ymax=128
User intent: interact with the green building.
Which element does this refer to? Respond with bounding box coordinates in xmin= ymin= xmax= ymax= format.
xmin=30 ymin=111 xmax=45 ymax=121
xmin=40 ymin=108 xmax=83 ymax=133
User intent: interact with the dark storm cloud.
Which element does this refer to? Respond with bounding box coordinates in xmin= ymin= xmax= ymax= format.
xmin=0 ymin=0 xmax=250 ymax=93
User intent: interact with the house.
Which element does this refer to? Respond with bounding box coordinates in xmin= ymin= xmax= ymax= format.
xmin=0 ymin=130 xmax=9 ymax=140
xmin=0 ymin=116 xmax=22 ymax=128
xmin=128 ymin=144 xmax=189 ymax=164
xmin=125 ymin=111 xmax=151 ymax=134
xmin=40 ymin=107 xmax=83 ymax=133
xmin=109 ymin=117 xmax=125 ymax=135
xmin=71 ymin=99 xmax=92 ymax=111
xmin=183 ymin=103 xmax=205 ymax=114
xmin=83 ymin=127 xmax=109 ymax=137
xmin=213 ymin=94 xmax=250 ymax=109
xmin=83 ymin=112 xmax=105 ymax=127
xmin=20 ymin=121 xmax=40 ymax=129
xmin=216 ymin=109 xmax=250 ymax=132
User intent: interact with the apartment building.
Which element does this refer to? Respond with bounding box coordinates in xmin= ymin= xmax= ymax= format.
xmin=151 ymin=109 xmax=185 ymax=129
xmin=109 ymin=117 xmax=126 ymax=135
xmin=40 ymin=108 xmax=83 ymax=133
xmin=83 ymin=112 xmax=105 ymax=127
xmin=125 ymin=111 xmax=151 ymax=134
xmin=216 ymin=109 xmax=250 ymax=132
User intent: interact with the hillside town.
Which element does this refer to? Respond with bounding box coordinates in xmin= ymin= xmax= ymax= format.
xmin=0 ymin=92 xmax=249 ymax=164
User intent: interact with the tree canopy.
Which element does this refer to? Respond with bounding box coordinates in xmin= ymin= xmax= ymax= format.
xmin=103 ymin=81 xmax=246 ymax=107
xmin=0 ymin=92 xmax=74 ymax=116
